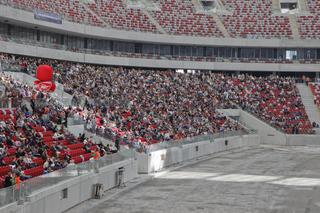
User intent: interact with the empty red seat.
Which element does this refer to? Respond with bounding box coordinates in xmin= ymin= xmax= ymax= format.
xmin=68 ymin=149 xmax=86 ymax=157
xmin=0 ymin=166 xmax=11 ymax=176
xmin=23 ymin=166 xmax=44 ymax=177
xmin=66 ymin=143 xmax=84 ymax=150
xmin=7 ymin=147 xmax=16 ymax=155
xmin=3 ymin=156 xmax=14 ymax=165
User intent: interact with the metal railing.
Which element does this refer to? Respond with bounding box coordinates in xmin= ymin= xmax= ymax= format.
xmin=0 ymin=149 xmax=135 ymax=208
xmin=0 ymin=184 xmax=25 ymax=207
xmin=145 ymin=129 xmax=250 ymax=152
xmin=1 ymin=34 xmax=320 ymax=65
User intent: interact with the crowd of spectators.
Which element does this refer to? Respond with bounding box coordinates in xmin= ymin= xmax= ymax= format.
xmin=309 ymin=81 xmax=320 ymax=127
xmin=64 ymin=67 xmax=313 ymax=135
xmin=66 ymin=66 xmax=241 ymax=149
xmin=222 ymin=75 xmax=313 ymax=134
xmin=0 ymin=72 xmax=117 ymax=188
xmin=0 ymin=53 xmax=315 ymax=144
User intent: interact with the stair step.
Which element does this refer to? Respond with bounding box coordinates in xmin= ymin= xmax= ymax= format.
xmin=296 ymin=83 xmax=320 ymax=124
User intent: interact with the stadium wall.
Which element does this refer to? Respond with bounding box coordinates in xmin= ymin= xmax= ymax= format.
xmin=239 ymin=110 xmax=320 ymax=145
xmin=0 ymin=158 xmax=138 ymax=213
xmin=216 ymin=109 xmax=240 ymax=117
xmin=1 ymin=40 xmax=320 ymax=72
xmin=239 ymin=110 xmax=287 ymax=145
xmin=0 ymin=5 xmax=320 ymax=48
xmin=286 ymin=135 xmax=320 ymax=145
xmin=67 ymin=124 xmax=84 ymax=137
xmin=137 ymin=134 xmax=260 ymax=174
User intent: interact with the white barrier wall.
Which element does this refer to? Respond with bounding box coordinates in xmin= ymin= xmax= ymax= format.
xmin=286 ymin=134 xmax=320 ymax=145
xmin=239 ymin=109 xmax=320 ymax=146
xmin=0 ymin=158 xmax=138 ymax=213
xmin=137 ymin=134 xmax=260 ymax=174
xmin=67 ymin=124 xmax=84 ymax=137
xmin=239 ymin=110 xmax=287 ymax=145
xmin=216 ymin=109 xmax=240 ymax=117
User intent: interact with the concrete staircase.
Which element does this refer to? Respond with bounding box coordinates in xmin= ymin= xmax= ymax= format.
xmin=141 ymin=9 xmax=167 ymax=34
xmin=296 ymin=83 xmax=320 ymax=127
xmin=288 ymin=15 xmax=300 ymax=39
xmin=271 ymin=0 xmax=281 ymax=13
xmin=192 ymin=0 xmax=230 ymax=37
xmin=191 ymin=0 xmax=203 ymax=13
xmin=212 ymin=14 xmax=230 ymax=37
xmin=80 ymin=2 xmax=110 ymax=27
xmin=141 ymin=0 xmax=166 ymax=34
xmin=298 ymin=0 xmax=309 ymax=12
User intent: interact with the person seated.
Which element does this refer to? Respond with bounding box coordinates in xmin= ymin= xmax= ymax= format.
xmin=109 ymin=144 xmax=118 ymax=154
xmin=13 ymin=166 xmax=32 ymax=180
xmin=53 ymin=132 xmax=64 ymax=140
xmin=84 ymin=143 xmax=92 ymax=153
xmin=4 ymin=172 xmax=14 ymax=187
xmin=312 ymin=121 xmax=319 ymax=128
xmin=23 ymin=154 xmax=37 ymax=168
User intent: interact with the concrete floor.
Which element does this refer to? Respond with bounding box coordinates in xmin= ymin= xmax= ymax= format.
xmin=88 ymin=146 xmax=320 ymax=213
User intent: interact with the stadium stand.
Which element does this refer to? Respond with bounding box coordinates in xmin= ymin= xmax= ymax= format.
xmin=297 ymin=0 xmax=320 ymax=39
xmin=2 ymin=0 xmax=104 ymax=26
xmin=2 ymin=0 xmax=319 ymax=39
xmin=309 ymin=82 xmax=320 ymax=107
xmin=221 ymin=0 xmax=292 ymax=39
xmin=0 ymin=73 xmax=115 ymax=188
xmin=148 ymin=0 xmax=223 ymax=36
xmin=87 ymin=0 xmax=159 ymax=32
xmin=0 ymin=1 xmax=320 ymax=212
xmin=0 ymin=53 xmax=314 ymax=136
xmin=2 ymin=0 xmax=298 ymax=38
xmin=226 ymin=75 xmax=313 ymax=134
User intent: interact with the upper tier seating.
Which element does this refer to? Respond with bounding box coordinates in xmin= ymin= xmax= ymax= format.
xmin=5 ymin=0 xmax=103 ymax=26
xmin=88 ymin=0 xmax=158 ymax=32
xmin=297 ymin=0 xmax=320 ymax=39
xmin=1 ymin=0 xmax=320 ymax=39
xmin=149 ymin=0 xmax=223 ymax=37
xmin=221 ymin=0 xmax=292 ymax=39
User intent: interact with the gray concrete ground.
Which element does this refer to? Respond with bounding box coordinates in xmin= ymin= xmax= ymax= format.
xmin=86 ymin=145 xmax=320 ymax=213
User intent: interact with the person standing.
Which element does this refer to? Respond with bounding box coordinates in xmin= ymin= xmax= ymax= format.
xmin=4 ymin=172 xmax=13 ymax=188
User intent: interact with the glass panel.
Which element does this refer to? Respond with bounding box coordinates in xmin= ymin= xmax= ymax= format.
xmin=160 ymin=45 xmax=170 ymax=56
xmin=146 ymin=130 xmax=250 ymax=152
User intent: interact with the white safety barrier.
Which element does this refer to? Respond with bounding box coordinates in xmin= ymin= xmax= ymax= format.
xmin=0 ymin=158 xmax=138 ymax=213
xmin=137 ymin=134 xmax=260 ymax=174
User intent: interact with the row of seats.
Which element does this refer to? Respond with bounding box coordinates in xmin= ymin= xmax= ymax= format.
xmin=0 ymin=123 xmax=97 ymax=187
xmin=297 ymin=0 xmax=320 ymax=39
xmin=0 ymin=72 xmax=116 ymax=188
xmin=3 ymin=0 xmax=320 ymax=39
xmin=5 ymin=0 xmax=103 ymax=26
xmin=228 ymin=77 xmax=312 ymax=134
xmin=221 ymin=0 xmax=292 ymax=39
xmin=149 ymin=0 xmax=223 ymax=37
xmin=88 ymin=0 xmax=158 ymax=32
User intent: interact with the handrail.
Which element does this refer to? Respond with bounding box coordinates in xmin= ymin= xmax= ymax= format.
xmin=145 ymin=129 xmax=251 ymax=152
xmin=0 ymin=149 xmax=135 ymax=207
